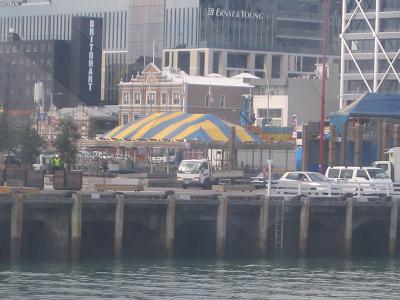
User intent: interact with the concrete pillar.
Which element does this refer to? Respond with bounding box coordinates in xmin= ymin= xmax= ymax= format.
xmin=165 ymin=195 xmax=176 ymax=258
xmin=248 ymin=52 xmax=256 ymax=74
xmin=382 ymin=122 xmax=389 ymax=160
xmin=172 ymin=51 xmax=179 ymax=69
xmin=204 ymin=49 xmax=213 ymax=75
xmin=114 ymin=193 xmax=125 ymax=259
xmin=258 ymin=196 xmax=270 ymax=257
xmin=340 ymin=122 xmax=348 ymax=165
xmin=299 ymin=198 xmax=310 ymax=258
xmin=376 ymin=120 xmax=383 ymax=160
xmin=302 ymin=125 xmax=309 ymax=171
xmin=354 ymin=124 xmax=363 ymax=167
xmin=71 ymin=192 xmax=82 ymax=261
xmin=393 ymin=125 xmax=400 ymax=147
xmin=328 ymin=125 xmax=336 ymax=167
xmin=218 ymin=51 xmax=227 ymax=76
xmin=216 ymin=195 xmax=228 ymax=258
xmin=344 ymin=198 xmax=353 ymax=257
xmin=389 ymin=199 xmax=399 ymax=257
xmin=189 ymin=50 xmax=199 ymax=76
xmin=10 ymin=192 xmax=24 ymax=262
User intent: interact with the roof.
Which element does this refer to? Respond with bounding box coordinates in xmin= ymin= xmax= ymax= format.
xmin=100 ymin=112 xmax=260 ymax=144
xmin=334 ymin=93 xmax=400 ymax=118
xmin=231 ymin=73 xmax=260 ymax=79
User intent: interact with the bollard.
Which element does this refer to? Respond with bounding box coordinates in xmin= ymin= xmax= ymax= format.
xmin=216 ymin=195 xmax=228 ymax=258
xmin=70 ymin=192 xmax=82 ymax=262
xmin=344 ymin=198 xmax=353 ymax=257
xmin=10 ymin=192 xmax=24 ymax=262
xmin=258 ymin=196 xmax=270 ymax=257
xmin=298 ymin=197 xmax=310 ymax=258
xmin=114 ymin=193 xmax=125 ymax=259
xmin=389 ymin=199 xmax=398 ymax=257
xmin=165 ymin=195 xmax=176 ymax=258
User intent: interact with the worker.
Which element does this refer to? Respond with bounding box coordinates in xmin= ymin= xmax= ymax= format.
xmin=52 ymin=155 xmax=62 ymax=171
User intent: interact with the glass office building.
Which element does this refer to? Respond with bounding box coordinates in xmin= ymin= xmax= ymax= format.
xmin=0 ymin=0 xmax=128 ymax=103
xmin=127 ymin=0 xmax=164 ymax=76
xmin=163 ymin=0 xmax=342 ymax=79
xmin=340 ymin=0 xmax=400 ymax=107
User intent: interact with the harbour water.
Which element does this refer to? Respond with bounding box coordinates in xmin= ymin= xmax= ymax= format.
xmin=1 ymin=257 xmax=400 ymax=299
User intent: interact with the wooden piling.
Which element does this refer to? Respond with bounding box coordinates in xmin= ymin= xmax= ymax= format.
xmin=299 ymin=197 xmax=310 ymax=258
xmin=389 ymin=199 xmax=399 ymax=257
xmin=354 ymin=124 xmax=363 ymax=167
xmin=114 ymin=193 xmax=125 ymax=259
xmin=216 ymin=195 xmax=228 ymax=258
xmin=71 ymin=192 xmax=82 ymax=261
xmin=344 ymin=198 xmax=353 ymax=257
xmin=165 ymin=195 xmax=176 ymax=258
xmin=258 ymin=196 xmax=270 ymax=257
xmin=10 ymin=192 xmax=24 ymax=262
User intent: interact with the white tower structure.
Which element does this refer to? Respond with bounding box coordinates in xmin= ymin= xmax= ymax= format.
xmin=340 ymin=0 xmax=400 ymax=108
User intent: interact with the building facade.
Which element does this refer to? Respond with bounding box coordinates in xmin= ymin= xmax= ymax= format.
xmin=340 ymin=0 xmax=400 ymax=108
xmin=127 ymin=0 xmax=164 ymax=76
xmin=0 ymin=17 xmax=103 ymax=113
xmin=118 ymin=63 xmax=252 ymax=125
xmin=163 ymin=0 xmax=342 ymax=80
xmin=0 ymin=37 xmax=70 ymax=112
xmin=0 ymin=0 xmax=128 ymax=103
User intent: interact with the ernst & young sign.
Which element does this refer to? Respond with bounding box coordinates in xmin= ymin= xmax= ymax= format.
xmin=207 ymin=7 xmax=264 ymax=20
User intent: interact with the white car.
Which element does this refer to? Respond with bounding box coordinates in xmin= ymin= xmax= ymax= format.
xmin=277 ymin=171 xmax=337 ymax=196
xmin=279 ymin=171 xmax=331 ymax=183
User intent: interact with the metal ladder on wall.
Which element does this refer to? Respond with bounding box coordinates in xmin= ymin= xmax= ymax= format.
xmin=274 ymin=200 xmax=285 ymax=253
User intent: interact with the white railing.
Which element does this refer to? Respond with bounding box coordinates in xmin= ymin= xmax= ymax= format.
xmin=267 ymin=181 xmax=400 ymax=200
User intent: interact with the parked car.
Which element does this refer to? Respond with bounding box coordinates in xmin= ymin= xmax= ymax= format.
xmin=250 ymin=173 xmax=280 ymax=189
xmin=279 ymin=171 xmax=331 ymax=183
xmin=325 ymin=166 xmax=392 ymax=184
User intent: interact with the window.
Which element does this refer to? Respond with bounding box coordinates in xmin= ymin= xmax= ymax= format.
xmin=147 ymin=92 xmax=155 ymax=104
xmin=122 ymin=92 xmax=129 ymax=104
xmin=173 ymin=93 xmax=180 ymax=105
xmin=161 ymin=93 xmax=168 ymax=105
xmin=219 ymin=95 xmax=226 ymax=108
xmin=33 ymin=44 xmax=39 ymax=52
xmin=340 ymin=170 xmax=353 ymax=179
xmin=122 ymin=115 xmax=129 ymax=125
xmin=257 ymin=109 xmax=282 ymax=118
xmin=356 ymin=169 xmax=368 ymax=180
xmin=134 ymin=92 xmax=141 ymax=105
xmin=327 ymin=168 xmax=340 ymax=178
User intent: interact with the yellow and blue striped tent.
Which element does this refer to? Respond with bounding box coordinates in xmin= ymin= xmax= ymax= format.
xmin=100 ymin=112 xmax=260 ymax=143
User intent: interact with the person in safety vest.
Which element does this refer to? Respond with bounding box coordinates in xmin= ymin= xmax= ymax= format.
xmin=52 ymin=155 xmax=62 ymax=171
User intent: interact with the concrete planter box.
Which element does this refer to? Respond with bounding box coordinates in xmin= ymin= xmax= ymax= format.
xmin=53 ymin=170 xmax=82 ymax=190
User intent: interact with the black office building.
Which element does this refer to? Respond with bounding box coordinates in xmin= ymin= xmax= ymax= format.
xmin=0 ymin=16 xmax=102 ymax=112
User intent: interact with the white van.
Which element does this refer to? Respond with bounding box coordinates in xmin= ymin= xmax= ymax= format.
xmin=325 ymin=166 xmax=392 ymax=184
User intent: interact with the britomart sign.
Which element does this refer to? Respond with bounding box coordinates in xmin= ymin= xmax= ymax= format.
xmin=207 ymin=7 xmax=264 ymax=20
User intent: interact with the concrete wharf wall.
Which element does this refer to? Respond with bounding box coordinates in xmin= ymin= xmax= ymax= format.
xmin=0 ymin=191 xmax=399 ymax=261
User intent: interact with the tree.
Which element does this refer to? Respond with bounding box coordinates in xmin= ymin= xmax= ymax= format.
xmin=16 ymin=126 xmax=46 ymax=167
xmin=54 ymin=118 xmax=81 ymax=170
xmin=0 ymin=112 xmax=17 ymax=154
